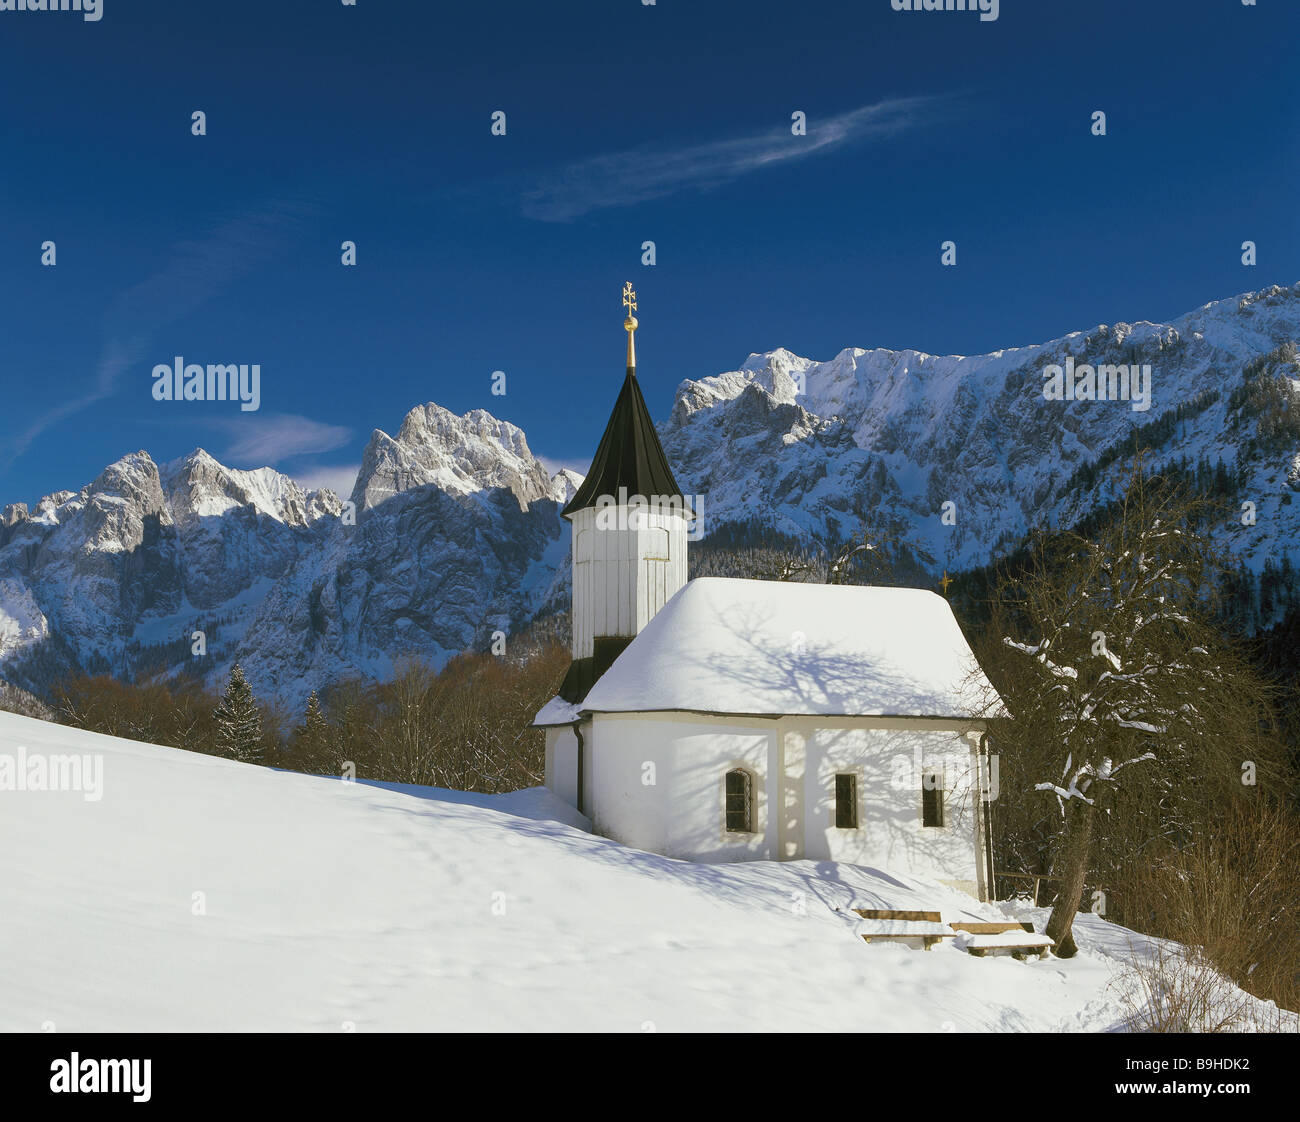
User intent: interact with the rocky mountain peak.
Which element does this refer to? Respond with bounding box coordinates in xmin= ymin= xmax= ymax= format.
xmin=355 ymin=402 xmax=560 ymax=512
xmin=160 ymin=448 xmax=327 ymax=529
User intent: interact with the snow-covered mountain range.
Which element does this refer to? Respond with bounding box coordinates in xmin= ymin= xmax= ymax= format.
xmin=665 ymin=282 xmax=1300 ymax=572
xmin=0 ymin=408 xmax=571 ymax=704
xmin=1 ymin=283 xmax=1297 ymax=705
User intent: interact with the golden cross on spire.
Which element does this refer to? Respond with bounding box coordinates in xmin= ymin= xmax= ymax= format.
xmin=940 ymin=570 xmax=953 ymax=596
xmin=622 ymin=282 xmax=639 ymax=373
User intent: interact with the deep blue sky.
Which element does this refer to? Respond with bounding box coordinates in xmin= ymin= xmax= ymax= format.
xmin=1 ymin=0 xmax=1295 ymax=505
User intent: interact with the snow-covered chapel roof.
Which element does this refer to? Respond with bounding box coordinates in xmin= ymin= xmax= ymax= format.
xmin=578 ymin=578 xmax=1003 ymax=720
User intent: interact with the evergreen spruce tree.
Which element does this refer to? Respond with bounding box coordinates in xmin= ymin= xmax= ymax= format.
xmin=294 ymin=690 xmax=332 ymax=770
xmin=213 ymin=663 xmax=263 ymax=763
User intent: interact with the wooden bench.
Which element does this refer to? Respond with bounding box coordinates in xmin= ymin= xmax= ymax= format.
xmin=849 ymin=910 xmax=1052 ymax=958
xmin=956 ymin=928 xmax=1054 ymax=960
xmin=854 ymin=909 xmax=942 ymax=922
xmin=948 ymin=920 xmax=1037 ymax=936
xmin=852 ymin=909 xmax=956 ymax=951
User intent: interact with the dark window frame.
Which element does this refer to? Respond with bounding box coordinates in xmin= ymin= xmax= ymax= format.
xmin=835 ymin=773 xmax=858 ymax=829
xmin=725 ymin=768 xmax=754 ymax=833
xmin=922 ymin=769 xmax=945 ymax=828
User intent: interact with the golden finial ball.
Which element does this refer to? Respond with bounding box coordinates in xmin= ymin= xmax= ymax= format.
xmin=624 ymin=314 xmax=638 ymax=332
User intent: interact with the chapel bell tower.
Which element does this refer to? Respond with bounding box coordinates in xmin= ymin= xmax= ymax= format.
xmin=557 ymin=284 xmax=690 ymax=703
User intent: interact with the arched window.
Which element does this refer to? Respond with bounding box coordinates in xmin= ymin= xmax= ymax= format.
xmin=725 ymin=768 xmax=754 ymax=833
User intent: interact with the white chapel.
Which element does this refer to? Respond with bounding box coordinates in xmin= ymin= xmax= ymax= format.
xmin=534 ymin=286 xmax=1005 ymax=900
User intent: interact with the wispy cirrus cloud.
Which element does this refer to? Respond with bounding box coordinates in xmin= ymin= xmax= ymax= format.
xmin=518 ymin=97 xmax=944 ymax=222
xmin=213 ymin=413 xmax=353 ymax=467
xmin=1 ymin=201 xmax=318 ymax=471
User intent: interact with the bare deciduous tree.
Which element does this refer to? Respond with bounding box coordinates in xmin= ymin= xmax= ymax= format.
xmin=987 ymin=456 xmax=1281 ymax=956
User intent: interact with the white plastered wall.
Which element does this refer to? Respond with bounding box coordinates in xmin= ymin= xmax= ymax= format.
xmin=545 ymin=724 xmax=580 ymax=809
xmin=587 ymin=711 xmax=779 ymax=862
xmin=781 ymin=717 xmax=986 ymax=898
xmin=576 ymin=711 xmax=988 ymax=898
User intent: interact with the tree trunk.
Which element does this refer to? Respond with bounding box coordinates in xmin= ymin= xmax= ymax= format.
xmin=1045 ymin=797 xmax=1097 ymax=958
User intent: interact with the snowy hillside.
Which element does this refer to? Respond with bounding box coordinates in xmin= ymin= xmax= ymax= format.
xmin=0 ymin=283 xmax=1296 ymax=704
xmin=0 ymin=711 xmax=1287 ymax=1032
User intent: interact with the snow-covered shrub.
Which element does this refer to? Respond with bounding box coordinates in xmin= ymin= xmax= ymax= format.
xmin=1112 ymin=942 xmax=1256 ymax=1033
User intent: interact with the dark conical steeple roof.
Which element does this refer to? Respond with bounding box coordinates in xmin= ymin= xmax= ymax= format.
xmin=562 ymin=367 xmax=685 ymax=518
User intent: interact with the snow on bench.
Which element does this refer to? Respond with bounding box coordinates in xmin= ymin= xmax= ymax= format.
xmin=852 ymin=908 xmax=957 ymax=950
xmin=954 ymin=930 xmax=1054 ymax=959
xmin=856 ymin=919 xmax=955 ymax=937
xmin=849 ymin=910 xmax=1052 ymax=958
xmin=948 ymin=920 xmax=1037 ymax=936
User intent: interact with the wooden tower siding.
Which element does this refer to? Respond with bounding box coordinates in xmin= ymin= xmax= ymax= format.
xmin=571 ymin=505 xmax=688 ymax=660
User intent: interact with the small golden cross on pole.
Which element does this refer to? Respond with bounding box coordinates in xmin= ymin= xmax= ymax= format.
xmin=622 ymin=282 xmax=639 ymax=372
xmin=940 ymin=570 xmax=952 ymax=596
